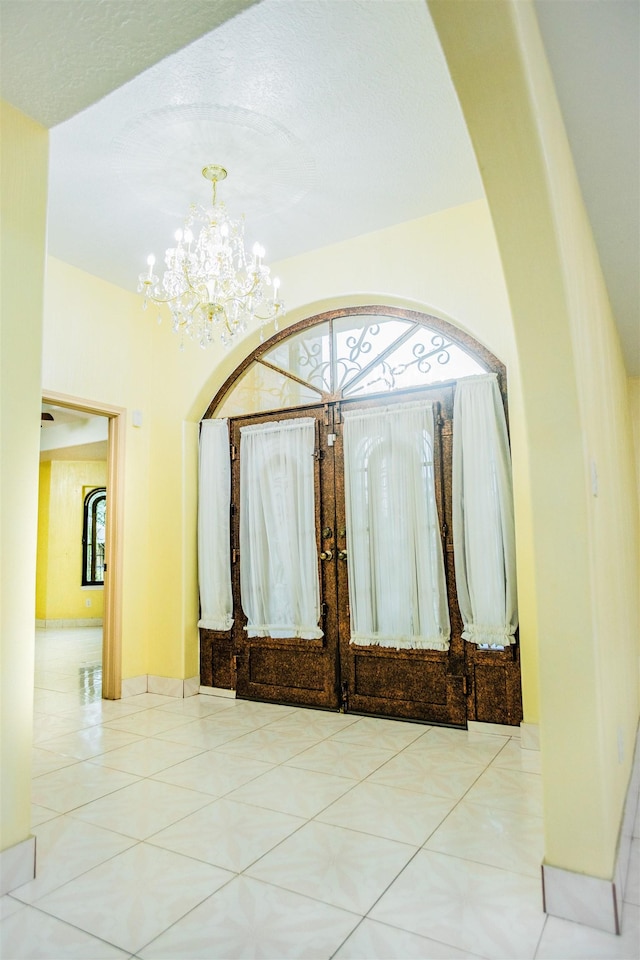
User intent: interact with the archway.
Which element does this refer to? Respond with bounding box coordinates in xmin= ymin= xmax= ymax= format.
xmin=200 ymin=305 xmax=522 ymax=727
xmin=429 ymin=0 xmax=640 ymax=926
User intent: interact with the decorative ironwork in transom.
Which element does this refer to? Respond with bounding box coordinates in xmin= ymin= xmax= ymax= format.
xmin=210 ymin=307 xmax=493 ymax=419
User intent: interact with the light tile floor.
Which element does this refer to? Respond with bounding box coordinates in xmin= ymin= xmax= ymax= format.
xmin=1 ymin=627 xmax=639 ymax=959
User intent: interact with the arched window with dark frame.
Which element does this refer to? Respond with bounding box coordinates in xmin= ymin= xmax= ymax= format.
xmin=82 ymin=487 xmax=106 ymax=586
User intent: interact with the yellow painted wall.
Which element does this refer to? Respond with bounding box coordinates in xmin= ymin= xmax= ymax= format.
xmin=43 ymin=258 xmax=153 ymax=678
xmin=43 ymin=256 xmax=205 ymax=682
xmin=629 ymin=377 xmax=640 ymax=512
xmin=35 ymin=461 xmax=52 ymax=619
xmin=36 ymin=461 xmax=107 ymax=620
xmin=0 ymin=102 xmax=48 ymax=852
xmin=429 ymin=0 xmax=640 ymax=879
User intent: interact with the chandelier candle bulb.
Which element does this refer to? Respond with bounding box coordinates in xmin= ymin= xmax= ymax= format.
xmin=137 ymin=165 xmax=283 ymax=349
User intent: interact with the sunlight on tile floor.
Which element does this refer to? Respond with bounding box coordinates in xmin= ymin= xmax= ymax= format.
xmin=1 ymin=626 xmax=638 ymax=959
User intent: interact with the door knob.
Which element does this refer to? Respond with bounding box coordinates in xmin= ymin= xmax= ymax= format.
xmin=320 ymin=549 xmax=333 ymax=561
xmin=338 ymin=549 xmax=348 ymax=561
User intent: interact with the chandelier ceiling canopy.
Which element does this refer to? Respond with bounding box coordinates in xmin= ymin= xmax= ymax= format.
xmin=138 ymin=165 xmax=284 ymax=349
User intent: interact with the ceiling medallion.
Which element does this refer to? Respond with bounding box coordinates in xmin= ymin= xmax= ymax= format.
xmin=138 ymin=165 xmax=284 ymax=349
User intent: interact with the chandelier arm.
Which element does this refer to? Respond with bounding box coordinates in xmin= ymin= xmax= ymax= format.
xmin=181 ymin=262 xmax=205 ymax=300
xmin=145 ymin=286 xmax=185 ymax=307
xmin=254 ymin=304 xmax=282 ymax=322
xmin=217 ymin=287 xmax=262 ymax=310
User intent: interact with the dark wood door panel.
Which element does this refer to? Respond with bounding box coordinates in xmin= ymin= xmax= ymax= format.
xmin=213 ymin=384 xmax=522 ymax=729
xmin=200 ymin=629 xmax=233 ymax=690
xmin=346 ymin=655 xmax=466 ymax=725
xmin=352 ymin=653 xmax=449 ymax=703
xmin=343 ymin=653 xmax=467 ymax=727
xmin=468 ymin=654 xmax=523 ymax=725
xmin=231 ymin=405 xmax=341 ymax=711
xmin=334 ymin=385 xmax=468 ymax=727
xmin=240 ymin=645 xmax=340 ymax=709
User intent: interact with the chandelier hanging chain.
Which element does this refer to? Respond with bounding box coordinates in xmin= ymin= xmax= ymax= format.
xmin=138 ymin=165 xmax=283 ymax=349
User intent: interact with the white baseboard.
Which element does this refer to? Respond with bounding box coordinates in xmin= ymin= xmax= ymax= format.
xmin=615 ymin=723 xmax=640 ymax=906
xmin=542 ymin=864 xmax=620 ymax=934
xmin=542 ymin=721 xmax=640 ymax=934
xmin=468 ymin=720 xmax=521 ymax=738
xmin=0 ymin=836 xmax=36 ymax=896
xmin=121 ymin=675 xmax=200 ymax=698
xmin=184 ymin=676 xmax=200 ymax=698
xmin=35 ymin=618 xmax=103 ymax=629
xmin=520 ymin=722 xmax=540 ymax=751
xmin=199 ymin=685 xmax=236 ymax=699
xmin=464 ymin=721 xmax=538 ymax=750
xmin=120 ymin=675 xmax=148 ymax=698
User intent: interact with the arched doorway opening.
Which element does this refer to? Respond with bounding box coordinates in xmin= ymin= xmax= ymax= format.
xmin=201 ymin=306 xmax=522 ymax=727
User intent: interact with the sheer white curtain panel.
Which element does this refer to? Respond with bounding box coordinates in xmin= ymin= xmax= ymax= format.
xmin=240 ymin=418 xmax=322 ymax=639
xmin=197 ymin=418 xmax=233 ymax=630
xmin=343 ymin=401 xmax=450 ymax=650
xmin=452 ymin=374 xmax=518 ymax=646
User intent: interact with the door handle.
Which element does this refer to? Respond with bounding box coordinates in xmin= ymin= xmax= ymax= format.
xmin=338 ymin=549 xmax=348 ymax=561
xmin=320 ymin=549 xmax=333 ymax=561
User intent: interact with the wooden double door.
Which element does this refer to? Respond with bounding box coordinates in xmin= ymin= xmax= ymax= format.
xmin=220 ymin=382 xmax=522 ymax=728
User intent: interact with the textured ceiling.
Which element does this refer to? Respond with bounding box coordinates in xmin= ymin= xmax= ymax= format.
xmin=535 ymin=0 xmax=639 ymax=374
xmin=44 ymin=0 xmax=483 ymax=295
xmin=1 ymin=0 xmax=638 ymax=374
xmin=0 ymin=0 xmax=258 ymax=127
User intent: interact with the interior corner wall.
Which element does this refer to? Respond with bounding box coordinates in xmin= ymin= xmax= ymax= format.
xmin=36 ymin=461 xmax=52 ymax=620
xmin=0 ymin=101 xmax=48 ymax=852
xmin=629 ymin=377 xmax=640 ymax=512
xmin=429 ymin=0 xmax=640 ymax=880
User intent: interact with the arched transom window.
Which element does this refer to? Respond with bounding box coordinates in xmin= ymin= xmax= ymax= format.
xmin=209 ymin=307 xmax=493 ymax=419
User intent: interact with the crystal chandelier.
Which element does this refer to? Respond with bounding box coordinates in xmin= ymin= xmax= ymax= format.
xmin=138 ymin=165 xmax=284 ymax=348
